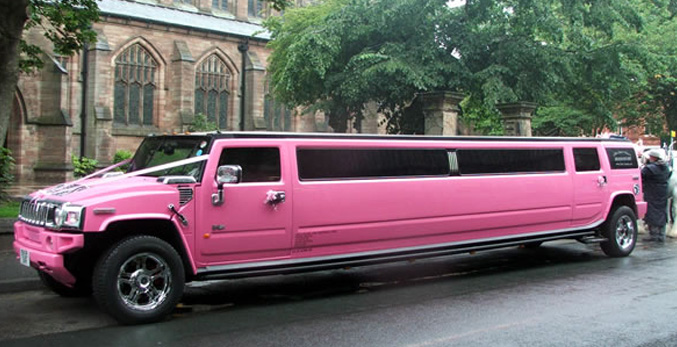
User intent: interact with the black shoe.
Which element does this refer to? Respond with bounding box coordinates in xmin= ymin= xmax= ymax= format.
xmin=642 ymin=237 xmax=657 ymax=242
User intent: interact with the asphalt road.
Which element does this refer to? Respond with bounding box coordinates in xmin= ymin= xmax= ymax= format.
xmin=2 ymin=239 xmax=677 ymax=347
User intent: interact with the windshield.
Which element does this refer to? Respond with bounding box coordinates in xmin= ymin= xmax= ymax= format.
xmin=127 ymin=136 xmax=211 ymax=179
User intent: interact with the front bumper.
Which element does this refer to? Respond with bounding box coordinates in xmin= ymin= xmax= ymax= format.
xmin=13 ymin=221 xmax=84 ymax=286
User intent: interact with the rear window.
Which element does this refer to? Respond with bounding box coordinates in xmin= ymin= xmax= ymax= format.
xmin=606 ymin=148 xmax=638 ymax=169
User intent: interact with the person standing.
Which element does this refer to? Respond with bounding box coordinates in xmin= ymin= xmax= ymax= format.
xmin=642 ymin=149 xmax=670 ymax=242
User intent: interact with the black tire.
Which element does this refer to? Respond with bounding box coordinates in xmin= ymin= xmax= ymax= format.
xmin=38 ymin=271 xmax=92 ymax=297
xmin=600 ymin=206 xmax=637 ymax=257
xmin=93 ymin=236 xmax=185 ymax=325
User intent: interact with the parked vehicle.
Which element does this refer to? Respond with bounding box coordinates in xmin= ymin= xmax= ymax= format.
xmin=14 ymin=132 xmax=646 ymax=324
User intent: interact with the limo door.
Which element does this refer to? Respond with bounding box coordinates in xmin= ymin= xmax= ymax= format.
xmin=571 ymin=147 xmax=608 ymax=226
xmin=194 ymin=142 xmax=293 ymax=265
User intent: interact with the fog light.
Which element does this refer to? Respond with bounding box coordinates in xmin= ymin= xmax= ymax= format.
xmin=45 ymin=236 xmax=54 ymax=251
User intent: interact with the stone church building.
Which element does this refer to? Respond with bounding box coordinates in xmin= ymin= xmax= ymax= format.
xmin=10 ymin=0 xmax=326 ymax=187
xmin=10 ymin=0 xmax=534 ymax=187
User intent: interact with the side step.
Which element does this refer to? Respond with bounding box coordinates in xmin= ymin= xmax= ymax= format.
xmin=579 ymin=236 xmax=608 ymax=244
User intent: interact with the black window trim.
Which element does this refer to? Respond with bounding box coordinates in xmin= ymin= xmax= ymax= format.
xmin=454 ymin=148 xmax=567 ymax=176
xmin=296 ymin=147 xmax=452 ymax=182
xmin=606 ymin=147 xmax=639 ymax=170
xmin=217 ymin=146 xmax=282 ymax=183
xmin=573 ymin=147 xmax=602 ymax=172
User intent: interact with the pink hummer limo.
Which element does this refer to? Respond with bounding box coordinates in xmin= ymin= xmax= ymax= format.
xmin=14 ymin=132 xmax=646 ymax=324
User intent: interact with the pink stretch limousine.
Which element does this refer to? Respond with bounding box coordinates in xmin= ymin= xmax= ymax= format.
xmin=14 ymin=133 xmax=646 ymax=324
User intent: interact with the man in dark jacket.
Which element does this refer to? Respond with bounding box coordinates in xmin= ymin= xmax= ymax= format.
xmin=642 ymin=149 xmax=670 ymax=242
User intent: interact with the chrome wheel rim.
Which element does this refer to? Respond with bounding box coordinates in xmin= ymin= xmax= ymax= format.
xmin=117 ymin=252 xmax=172 ymax=311
xmin=615 ymin=215 xmax=635 ymax=250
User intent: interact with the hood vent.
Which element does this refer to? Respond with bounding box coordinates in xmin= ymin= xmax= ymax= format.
xmin=40 ymin=183 xmax=88 ymax=197
xmin=178 ymin=188 xmax=193 ymax=205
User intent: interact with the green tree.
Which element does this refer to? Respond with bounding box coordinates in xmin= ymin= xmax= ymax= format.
xmin=0 ymin=0 xmax=99 ymax=148
xmin=265 ymin=0 xmax=658 ymax=135
xmin=616 ymin=0 xmax=677 ymax=138
xmin=188 ymin=113 xmax=219 ymax=132
xmin=265 ymin=0 xmax=461 ymax=133
xmin=0 ymin=148 xmax=15 ymax=201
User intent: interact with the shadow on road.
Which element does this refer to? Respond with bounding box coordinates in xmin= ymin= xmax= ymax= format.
xmin=3 ymin=239 xmax=674 ymax=344
xmin=178 ymin=241 xmax=607 ymax=311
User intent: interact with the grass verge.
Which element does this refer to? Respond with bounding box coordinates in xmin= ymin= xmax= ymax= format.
xmin=0 ymin=201 xmax=20 ymax=218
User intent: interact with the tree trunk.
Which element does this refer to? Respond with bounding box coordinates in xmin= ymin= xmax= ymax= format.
xmin=0 ymin=0 xmax=29 ymax=147
xmin=328 ymin=111 xmax=349 ymax=133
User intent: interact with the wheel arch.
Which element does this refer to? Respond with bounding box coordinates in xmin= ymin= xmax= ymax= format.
xmin=608 ymin=193 xmax=638 ymax=217
xmin=80 ymin=219 xmax=196 ymax=281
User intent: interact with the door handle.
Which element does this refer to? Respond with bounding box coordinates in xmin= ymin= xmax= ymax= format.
xmin=597 ymin=176 xmax=607 ymax=187
xmin=265 ymin=190 xmax=286 ymax=205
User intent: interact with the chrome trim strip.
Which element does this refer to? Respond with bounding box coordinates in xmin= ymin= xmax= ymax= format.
xmin=93 ymin=208 xmax=116 ymax=215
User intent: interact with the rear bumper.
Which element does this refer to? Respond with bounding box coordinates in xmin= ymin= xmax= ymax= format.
xmin=13 ymin=221 xmax=84 ymax=286
xmin=636 ymin=201 xmax=647 ymax=219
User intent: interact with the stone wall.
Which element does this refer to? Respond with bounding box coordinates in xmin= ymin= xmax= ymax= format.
xmin=12 ymin=0 xmax=289 ymax=186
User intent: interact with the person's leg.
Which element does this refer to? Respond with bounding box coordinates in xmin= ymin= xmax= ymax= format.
xmin=645 ymin=224 xmax=659 ymax=241
xmin=656 ymin=225 xmax=666 ymax=242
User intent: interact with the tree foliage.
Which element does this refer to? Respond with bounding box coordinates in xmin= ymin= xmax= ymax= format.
xmin=0 ymin=148 xmax=15 ymax=201
xmin=614 ymin=0 xmax=677 ymax=138
xmin=21 ymin=0 xmax=100 ymax=72
xmin=0 ymin=0 xmax=99 ymax=151
xmin=265 ymin=0 xmax=459 ymax=132
xmin=265 ymin=0 xmax=675 ymax=135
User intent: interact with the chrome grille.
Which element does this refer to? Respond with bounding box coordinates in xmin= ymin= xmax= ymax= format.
xmin=178 ymin=188 xmax=193 ymax=205
xmin=19 ymin=199 xmax=60 ymax=227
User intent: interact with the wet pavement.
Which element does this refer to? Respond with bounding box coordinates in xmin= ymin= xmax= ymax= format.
xmin=0 ymin=233 xmax=41 ymax=294
xmin=1 ymin=237 xmax=677 ymax=346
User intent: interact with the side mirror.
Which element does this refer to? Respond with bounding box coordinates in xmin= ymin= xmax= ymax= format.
xmin=216 ymin=165 xmax=242 ymax=184
xmin=212 ymin=165 xmax=242 ymax=206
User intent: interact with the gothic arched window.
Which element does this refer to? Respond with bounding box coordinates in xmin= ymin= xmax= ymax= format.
xmin=264 ymin=79 xmax=292 ymax=131
xmin=114 ymin=44 xmax=157 ymax=126
xmin=248 ymin=0 xmax=265 ymax=17
xmin=213 ymin=0 xmax=228 ymax=11
xmin=195 ymin=55 xmax=231 ymax=129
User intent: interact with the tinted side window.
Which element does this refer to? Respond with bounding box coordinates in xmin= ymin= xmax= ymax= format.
xmin=456 ymin=149 xmax=565 ymax=175
xmin=573 ymin=148 xmax=601 ymax=171
xmin=606 ymin=148 xmax=638 ymax=169
xmin=297 ymin=149 xmax=449 ymax=180
xmin=218 ymin=147 xmax=280 ymax=182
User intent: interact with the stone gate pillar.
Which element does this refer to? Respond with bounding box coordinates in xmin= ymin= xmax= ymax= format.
xmin=496 ymin=102 xmax=537 ymax=137
xmin=420 ymin=91 xmax=464 ymax=136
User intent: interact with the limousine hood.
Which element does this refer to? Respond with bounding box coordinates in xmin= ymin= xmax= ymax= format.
xmin=25 ymin=156 xmax=208 ymax=207
xmin=18 ymin=157 xmax=210 ymax=232
xmin=18 ymin=175 xmax=189 ymax=232
xmin=27 ymin=176 xmax=181 ymax=206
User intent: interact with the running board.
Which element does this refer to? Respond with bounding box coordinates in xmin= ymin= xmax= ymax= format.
xmin=578 ymin=236 xmax=608 ymax=244
xmin=195 ymin=230 xmax=597 ymax=281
